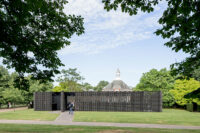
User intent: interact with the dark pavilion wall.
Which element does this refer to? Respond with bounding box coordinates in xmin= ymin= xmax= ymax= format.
xmin=34 ymin=92 xmax=52 ymax=111
xmin=34 ymin=91 xmax=162 ymax=112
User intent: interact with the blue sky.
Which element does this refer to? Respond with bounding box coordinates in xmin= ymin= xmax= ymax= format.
xmin=56 ymin=0 xmax=188 ymax=87
xmin=0 ymin=0 xmax=188 ymax=88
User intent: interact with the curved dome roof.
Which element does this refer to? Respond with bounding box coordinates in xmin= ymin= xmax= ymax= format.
xmin=103 ymin=79 xmax=131 ymax=91
xmin=103 ymin=69 xmax=131 ymax=91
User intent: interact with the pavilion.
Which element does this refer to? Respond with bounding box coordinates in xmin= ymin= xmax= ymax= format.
xmin=34 ymin=70 xmax=162 ymax=112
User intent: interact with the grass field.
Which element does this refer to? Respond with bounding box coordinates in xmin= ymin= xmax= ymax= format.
xmin=0 ymin=124 xmax=199 ymax=133
xmin=74 ymin=109 xmax=200 ymax=126
xmin=0 ymin=109 xmax=59 ymax=121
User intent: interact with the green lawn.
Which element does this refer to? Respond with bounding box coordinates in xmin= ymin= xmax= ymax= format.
xmin=0 ymin=124 xmax=199 ymax=133
xmin=0 ymin=109 xmax=59 ymax=121
xmin=74 ymin=109 xmax=200 ymax=126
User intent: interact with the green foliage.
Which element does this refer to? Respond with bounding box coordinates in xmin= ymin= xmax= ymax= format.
xmin=103 ymin=0 xmax=159 ymax=15
xmin=0 ymin=66 xmax=10 ymax=105
xmin=184 ymin=88 xmax=200 ymax=99
xmin=94 ymin=80 xmax=109 ymax=91
xmin=22 ymin=76 xmax=53 ymax=103
xmin=82 ymin=82 xmax=94 ymax=91
xmin=53 ymin=68 xmax=84 ymax=92
xmin=0 ymin=66 xmax=23 ymax=105
xmin=102 ymin=0 xmax=200 ymax=79
xmin=0 ymin=0 xmax=84 ymax=86
xmin=0 ymin=66 xmax=10 ymax=88
xmin=155 ymin=1 xmax=200 ymax=77
xmin=197 ymin=105 xmax=200 ymax=112
xmin=0 ymin=65 xmax=53 ymax=106
xmin=57 ymin=68 xmax=85 ymax=83
xmin=52 ymin=81 xmax=82 ymax=92
xmin=2 ymin=72 xmax=23 ymax=104
xmin=170 ymin=78 xmax=200 ymax=106
xmin=191 ymin=67 xmax=200 ymax=81
xmin=186 ymin=103 xmax=193 ymax=112
xmin=2 ymin=87 xmax=24 ymax=105
xmin=135 ymin=68 xmax=175 ymax=107
xmin=52 ymin=86 xmax=64 ymax=92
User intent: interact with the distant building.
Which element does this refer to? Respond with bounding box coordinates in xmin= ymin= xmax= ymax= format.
xmin=103 ymin=69 xmax=131 ymax=91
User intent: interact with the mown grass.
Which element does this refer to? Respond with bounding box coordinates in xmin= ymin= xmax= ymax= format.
xmin=0 ymin=124 xmax=199 ymax=133
xmin=74 ymin=109 xmax=200 ymax=126
xmin=0 ymin=109 xmax=59 ymax=121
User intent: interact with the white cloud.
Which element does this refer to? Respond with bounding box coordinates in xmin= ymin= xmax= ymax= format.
xmin=60 ymin=0 xmax=166 ymax=55
xmin=64 ymin=0 xmax=103 ymax=22
xmin=59 ymin=31 xmax=151 ymax=55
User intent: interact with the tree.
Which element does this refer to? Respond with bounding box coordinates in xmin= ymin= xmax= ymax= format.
xmin=0 ymin=66 xmax=10 ymax=107
xmin=4 ymin=71 xmax=24 ymax=106
xmin=0 ymin=0 xmax=84 ymax=87
xmin=2 ymin=86 xmax=24 ymax=108
xmin=94 ymin=80 xmax=109 ymax=92
xmin=22 ymin=76 xmax=53 ymax=104
xmin=0 ymin=66 xmax=10 ymax=88
xmin=191 ymin=67 xmax=200 ymax=81
xmin=0 ymin=65 xmax=52 ymax=107
xmin=0 ymin=67 xmax=24 ymax=108
xmin=52 ymin=85 xmax=64 ymax=92
xmin=185 ymin=88 xmax=200 ymax=99
xmin=135 ymin=68 xmax=175 ymax=107
xmin=102 ymin=0 xmax=200 ymax=78
xmin=82 ymin=82 xmax=94 ymax=91
xmin=53 ymin=68 xmax=84 ymax=92
xmin=57 ymin=68 xmax=85 ymax=83
xmin=170 ymin=78 xmax=200 ymax=106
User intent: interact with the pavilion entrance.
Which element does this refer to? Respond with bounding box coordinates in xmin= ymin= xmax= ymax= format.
xmin=64 ymin=92 xmax=75 ymax=111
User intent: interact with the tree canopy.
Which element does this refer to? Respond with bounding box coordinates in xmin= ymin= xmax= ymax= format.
xmin=0 ymin=65 xmax=53 ymax=107
xmin=135 ymin=68 xmax=175 ymax=107
xmin=191 ymin=67 xmax=200 ymax=81
xmin=94 ymin=80 xmax=109 ymax=92
xmin=82 ymin=82 xmax=94 ymax=91
xmin=170 ymin=78 xmax=200 ymax=105
xmin=0 ymin=66 xmax=24 ymax=106
xmin=185 ymin=88 xmax=200 ymax=99
xmin=102 ymin=0 xmax=200 ymax=78
xmin=22 ymin=76 xmax=53 ymax=103
xmin=53 ymin=68 xmax=84 ymax=92
xmin=0 ymin=66 xmax=12 ymax=105
xmin=0 ymin=0 xmax=84 ymax=86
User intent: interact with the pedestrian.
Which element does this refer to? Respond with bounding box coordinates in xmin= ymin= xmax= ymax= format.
xmin=68 ymin=102 xmax=74 ymax=115
xmin=8 ymin=102 xmax=12 ymax=108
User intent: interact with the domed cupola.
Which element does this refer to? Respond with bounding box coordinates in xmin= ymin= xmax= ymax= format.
xmin=103 ymin=69 xmax=131 ymax=92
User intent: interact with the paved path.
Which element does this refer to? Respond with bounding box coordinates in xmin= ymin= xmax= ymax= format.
xmin=55 ymin=111 xmax=73 ymax=122
xmin=0 ymin=111 xmax=200 ymax=130
xmin=0 ymin=120 xmax=200 ymax=129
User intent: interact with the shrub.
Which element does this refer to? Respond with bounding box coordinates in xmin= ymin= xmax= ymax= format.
xmin=197 ymin=105 xmax=200 ymax=112
xmin=186 ymin=103 xmax=193 ymax=112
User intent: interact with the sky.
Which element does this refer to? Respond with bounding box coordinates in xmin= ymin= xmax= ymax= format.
xmin=55 ymin=0 xmax=188 ymax=87
xmin=0 ymin=0 xmax=188 ymax=88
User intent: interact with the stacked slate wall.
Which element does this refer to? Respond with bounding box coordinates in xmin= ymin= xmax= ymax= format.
xmin=34 ymin=92 xmax=52 ymax=111
xmin=74 ymin=91 xmax=162 ymax=112
xmin=34 ymin=91 xmax=162 ymax=112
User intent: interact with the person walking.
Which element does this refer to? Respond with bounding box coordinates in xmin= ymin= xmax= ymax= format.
xmin=68 ymin=102 xmax=74 ymax=115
